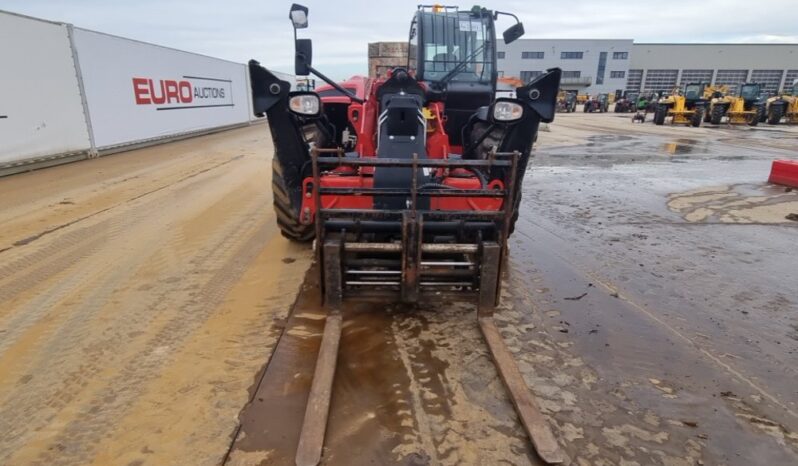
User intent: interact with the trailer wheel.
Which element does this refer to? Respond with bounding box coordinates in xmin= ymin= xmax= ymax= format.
xmin=767 ymin=105 xmax=784 ymax=125
xmin=272 ymin=159 xmax=315 ymax=242
xmin=653 ymin=105 xmax=667 ymax=125
xmin=710 ymin=105 xmax=725 ymax=125
xmin=690 ymin=107 xmax=704 ymax=127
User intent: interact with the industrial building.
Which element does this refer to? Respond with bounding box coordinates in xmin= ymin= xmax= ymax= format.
xmin=498 ymin=39 xmax=798 ymax=96
xmin=627 ymin=43 xmax=798 ymax=95
xmin=496 ymin=39 xmax=634 ymax=95
xmin=369 ymin=39 xmax=798 ymax=97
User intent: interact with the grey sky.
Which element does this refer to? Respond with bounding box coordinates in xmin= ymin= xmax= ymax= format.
xmin=4 ymin=0 xmax=797 ymax=80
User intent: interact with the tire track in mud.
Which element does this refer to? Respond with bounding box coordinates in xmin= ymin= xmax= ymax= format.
xmin=0 ymin=154 xmax=243 ymax=255
xmin=391 ymin=315 xmax=442 ymax=464
xmin=0 ymin=155 xmax=249 ymax=353
xmin=11 ymin=208 xmax=276 ymax=465
xmin=0 ymin=159 xmax=268 ymax=463
xmin=388 ymin=306 xmax=534 ymax=465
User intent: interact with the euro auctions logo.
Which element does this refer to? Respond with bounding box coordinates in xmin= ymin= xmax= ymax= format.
xmin=132 ymin=75 xmax=234 ymax=110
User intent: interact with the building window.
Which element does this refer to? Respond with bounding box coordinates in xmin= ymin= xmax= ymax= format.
xmin=610 ymin=71 xmax=625 ymax=79
xmin=626 ymin=69 xmax=643 ymax=92
xmin=715 ymin=70 xmax=748 ymax=94
xmin=520 ymin=71 xmax=543 ymax=82
xmin=785 ymin=70 xmax=798 ymax=92
xmin=561 ymin=51 xmax=583 ymax=59
xmin=497 ymin=51 xmax=505 ymax=59
xmin=596 ymin=52 xmax=607 ymax=85
xmin=562 ymin=71 xmax=582 ymax=78
xmin=522 ymin=51 xmax=544 ymax=59
xmin=751 ymin=70 xmax=784 ymax=94
xmin=644 ymin=69 xmax=678 ymax=93
xmin=612 ymin=52 xmax=628 ymax=60
xmin=679 ymin=69 xmax=713 ymax=86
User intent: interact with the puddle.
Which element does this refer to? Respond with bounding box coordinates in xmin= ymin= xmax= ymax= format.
xmin=586 ymin=135 xmax=636 ymax=143
xmin=662 ymin=138 xmax=708 ymax=156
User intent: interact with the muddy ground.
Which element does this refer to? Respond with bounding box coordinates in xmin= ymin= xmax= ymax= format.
xmin=1 ymin=115 xmax=797 ymax=465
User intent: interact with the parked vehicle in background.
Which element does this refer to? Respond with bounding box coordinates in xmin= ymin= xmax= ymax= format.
xmin=653 ymin=83 xmax=722 ymax=127
xmin=614 ymin=92 xmax=639 ymax=113
xmin=706 ymin=82 xmax=765 ymax=125
xmin=584 ymin=93 xmax=609 ymax=113
xmin=763 ymin=80 xmax=798 ymax=125
xmin=557 ymin=90 xmax=577 ymax=112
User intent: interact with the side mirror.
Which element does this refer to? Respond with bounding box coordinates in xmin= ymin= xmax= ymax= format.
xmin=295 ymin=38 xmax=312 ymax=76
xmin=503 ymin=23 xmax=524 ymax=44
xmin=289 ymin=3 xmax=308 ymax=29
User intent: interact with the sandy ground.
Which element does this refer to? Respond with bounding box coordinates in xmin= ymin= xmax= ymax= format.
xmin=2 ymin=115 xmax=797 ymax=466
xmin=0 ymin=126 xmax=313 ymax=465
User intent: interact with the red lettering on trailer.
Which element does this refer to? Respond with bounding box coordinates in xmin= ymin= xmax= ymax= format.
xmin=179 ymin=81 xmax=193 ymax=103
xmin=149 ymin=79 xmax=166 ymax=104
xmin=132 ymin=77 xmax=150 ymax=104
xmin=164 ymin=81 xmax=180 ymax=103
xmin=134 ymin=77 xmax=223 ymax=106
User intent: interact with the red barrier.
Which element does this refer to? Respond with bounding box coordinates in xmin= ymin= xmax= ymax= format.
xmin=769 ymin=160 xmax=798 ymax=188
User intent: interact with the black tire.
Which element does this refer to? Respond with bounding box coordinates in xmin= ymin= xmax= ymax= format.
xmin=710 ymin=105 xmax=725 ymax=125
xmin=653 ymin=105 xmax=667 ymax=125
xmin=690 ymin=107 xmax=704 ymax=127
xmin=272 ymin=158 xmax=315 ymax=242
xmin=747 ymin=107 xmax=762 ymax=127
xmin=703 ymin=105 xmax=713 ymax=123
xmin=759 ymin=106 xmax=768 ymax=123
xmin=767 ymin=104 xmax=784 ymax=125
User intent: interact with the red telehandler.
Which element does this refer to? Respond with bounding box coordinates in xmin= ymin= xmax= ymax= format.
xmin=249 ymin=4 xmax=563 ymax=464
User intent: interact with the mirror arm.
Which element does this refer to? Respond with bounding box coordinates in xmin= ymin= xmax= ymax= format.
xmin=307 ymin=64 xmax=364 ymax=103
xmin=494 ymin=10 xmax=520 ymax=23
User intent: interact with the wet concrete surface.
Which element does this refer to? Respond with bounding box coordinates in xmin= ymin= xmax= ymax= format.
xmin=514 ymin=114 xmax=798 ymax=464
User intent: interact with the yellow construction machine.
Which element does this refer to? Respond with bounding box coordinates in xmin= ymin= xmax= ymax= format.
xmin=653 ymin=82 xmax=712 ymax=127
xmin=764 ymin=80 xmax=798 ymax=125
xmin=706 ymin=82 xmax=765 ymax=126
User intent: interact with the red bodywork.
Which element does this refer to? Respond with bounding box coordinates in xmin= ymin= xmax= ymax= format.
xmin=299 ymin=71 xmax=503 ymax=225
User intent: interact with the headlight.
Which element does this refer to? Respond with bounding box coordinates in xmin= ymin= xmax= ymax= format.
xmin=289 ymin=93 xmax=320 ymax=116
xmin=492 ymin=100 xmax=524 ymax=122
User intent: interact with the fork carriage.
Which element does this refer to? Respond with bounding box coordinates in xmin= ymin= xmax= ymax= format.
xmin=311 ymin=147 xmax=520 ymax=309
